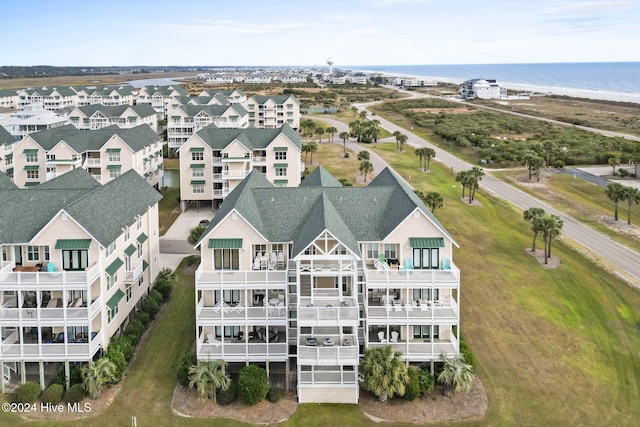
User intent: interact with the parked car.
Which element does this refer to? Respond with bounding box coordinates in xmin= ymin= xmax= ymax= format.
xmin=198 ymin=219 xmax=210 ymax=228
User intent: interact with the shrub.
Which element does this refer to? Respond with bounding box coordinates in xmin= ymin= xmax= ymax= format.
xmin=105 ymin=346 xmax=127 ymax=379
xmin=266 ymin=387 xmax=284 ymax=403
xmin=553 ymin=159 xmax=565 ymax=168
xmin=154 ymin=280 xmax=173 ymax=302
xmin=618 ymin=168 xmax=630 ymax=177
xmin=238 ymin=365 xmax=269 ymax=405
xmin=459 ymin=335 xmax=476 ymax=369
xmin=217 ymin=380 xmax=237 ymax=405
xmin=417 ymin=368 xmax=435 ymax=394
xmin=343 ymin=152 xmax=350 ymax=158
xmin=65 ymin=383 xmax=86 ymax=403
xmin=52 ymin=364 xmax=83 ymax=387
xmin=14 ymin=381 xmax=42 ymax=404
xmin=177 ymin=352 xmax=197 ymax=387
xmin=109 ymin=334 xmax=135 ymax=361
xmin=149 ymin=289 xmax=164 ymax=305
xmin=402 ymin=368 xmax=421 ymax=401
xmin=124 ymin=319 xmax=145 ymax=344
xmin=141 ymin=295 xmax=160 ymax=319
xmin=134 ymin=311 xmax=150 ymax=326
xmin=40 ymin=383 xmax=64 ymax=405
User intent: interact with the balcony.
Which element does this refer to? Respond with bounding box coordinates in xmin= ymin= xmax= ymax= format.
xmin=366 ymin=298 xmax=458 ymax=322
xmin=212 ymin=157 xmax=223 ymax=165
xmin=252 ymin=156 xmax=267 ymax=165
xmin=46 ymin=158 xmax=81 ymax=167
xmin=124 ymin=261 xmax=143 ymax=283
xmin=196 ymin=300 xmax=286 ymax=323
xmin=84 ymin=158 xmax=102 ymax=168
xmin=212 ymin=189 xmax=230 ymax=197
xmin=0 ymin=296 xmax=101 ymax=323
xmin=197 ymin=335 xmax=287 ymax=361
xmin=0 ymin=261 xmax=101 ymax=288
xmin=297 ymin=297 xmax=359 ymax=327
xmin=298 ymin=260 xmax=356 ymax=275
xmin=367 ymin=339 xmax=458 ymax=361
xmin=297 ymin=335 xmax=359 ymax=365
xmin=196 ymin=266 xmax=287 ymax=287
xmin=298 ymin=371 xmax=357 ymax=385
xmin=364 ymin=262 xmax=460 ymax=287
xmin=0 ymin=330 xmax=103 ymax=361
xmin=221 ymin=170 xmax=251 ymax=179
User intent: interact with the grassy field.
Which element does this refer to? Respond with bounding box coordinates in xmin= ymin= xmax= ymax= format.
xmin=158 ymin=187 xmax=180 ymax=237
xmin=493 ymin=169 xmax=640 ymax=254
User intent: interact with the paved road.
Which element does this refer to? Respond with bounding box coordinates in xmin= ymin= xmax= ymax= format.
xmin=326 ymin=92 xmax=640 ymax=284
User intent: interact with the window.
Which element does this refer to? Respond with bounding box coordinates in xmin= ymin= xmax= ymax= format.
xmin=46 ymin=154 xmax=56 ymax=161
xmin=333 ymin=244 xmax=346 ymax=255
xmin=109 ymin=169 xmax=121 ymax=179
xmin=192 ymin=183 xmax=204 ymax=194
xmin=191 ymin=152 xmax=204 ymax=161
xmin=124 ymin=226 xmax=130 ymax=241
xmin=126 ymin=283 xmax=132 ymax=302
xmin=213 ymin=249 xmax=239 ymax=270
xmin=106 ymin=273 xmax=116 ymax=290
xmin=107 ymin=241 xmax=116 ymax=256
xmin=191 ymin=168 xmax=204 ymax=178
xmin=286 ymin=103 xmax=293 ymax=109
xmin=44 ymin=246 xmax=50 ymax=261
xmin=253 ymin=244 xmax=267 ymax=259
xmin=138 ymin=276 xmax=144 ymax=288
xmin=63 ymin=250 xmax=88 ymax=271
xmin=412 ymin=247 xmax=439 ymax=269
xmin=275 ymin=167 xmax=287 ymax=177
xmin=384 ymin=244 xmax=397 ymax=260
xmin=26 ymin=153 xmax=38 ymax=163
xmin=275 ymin=151 xmax=287 ymax=161
xmin=27 ymin=246 xmax=40 ymax=261
xmin=214 ymin=290 xmax=241 ymax=304
xmin=136 ymin=216 xmax=142 ymax=230
xmin=26 ymin=170 xmax=39 ymax=179
xmin=215 ymin=325 xmax=240 ymax=339
xmin=108 ymin=152 xmax=120 ymax=162
xmin=1 ymin=247 xmax=6 ymax=261
xmin=137 ymin=243 xmax=142 ymax=258
xmin=413 ymin=325 xmax=438 ymax=339
xmin=412 ymin=289 xmax=438 ymax=301
xmin=107 ymin=305 xmax=118 ymax=323
xmin=303 ymin=245 xmax=316 ymax=255
xmin=366 ymin=243 xmax=378 ymax=259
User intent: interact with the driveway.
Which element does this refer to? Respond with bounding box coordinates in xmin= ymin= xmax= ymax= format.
xmin=159 ymin=208 xmax=215 ymax=268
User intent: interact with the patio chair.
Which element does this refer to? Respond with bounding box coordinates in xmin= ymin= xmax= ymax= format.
xmin=405 ymin=300 xmax=413 ymax=312
xmin=378 ymin=253 xmax=386 ymax=264
xmin=277 ymin=251 xmax=285 ymax=268
xmin=377 ymin=330 xmax=387 ymax=343
xmin=394 ymin=302 xmax=402 ymax=312
xmin=420 ymin=300 xmax=429 ymax=311
xmin=442 ymin=259 xmax=451 ymax=270
xmin=390 ymin=331 xmax=399 ymax=343
xmin=207 ymin=333 xmax=220 ymax=347
xmin=253 ymin=257 xmax=261 ymax=270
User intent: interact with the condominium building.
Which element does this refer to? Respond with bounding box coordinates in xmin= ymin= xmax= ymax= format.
xmin=177 ymin=123 xmax=302 ymax=210
xmin=198 ymin=89 xmax=246 ymax=104
xmin=167 ymin=104 xmax=249 ymax=149
xmin=13 ymin=124 xmax=164 ymax=189
xmin=68 ymin=104 xmax=159 ymax=132
xmin=16 ymin=87 xmax=77 ymax=111
xmin=460 ymin=78 xmax=507 ymax=100
xmin=0 ymin=104 xmax=68 ymax=139
xmin=0 ymin=90 xmax=18 ymax=109
xmin=73 ymin=85 xmax=136 ymax=107
xmin=0 ymin=126 xmax=16 ymax=176
xmin=194 ymin=167 xmax=460 ymax=404
xmin=135 ymin=85 xmax=190 ymax=116
xmin=0 ymin=168 xmax=161 ymax=392
xmin=244 ymin=95 xmax=300 ymax=130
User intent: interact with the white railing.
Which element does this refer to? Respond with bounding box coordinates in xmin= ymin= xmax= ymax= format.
xmin=85 ymin=158 xmax=102 ymax=167
xmin=89 ymin=296 xmax=102 ymax=318
xmin=253 ymin=156 xmax=266 ymax=164
xmin=297 ymin=342 xmax=359 ymax=365
xmin=366 ymin=299 xmax=458 ymax=320
xmin=197 ymin=305 xmax=286 ymax=321
xmin=221 ymin=170 xmax=250 ymax=179
xmin=298 ymin=371 xmax=357 ymax=384
xmin=212 ymin=158 xmax=223 ymax=165
xmin=46 ymin=172 xmax=58 ymax=181
xmin=198 ymin=341 xmax=287 ymax=359
xmin=297 ymin=298 xmax=359 ymax=325
xmin=364 ymin=263 xmax=460 ymax=286
xmin=0 ymin=262 xmax=101 ymax=288
xmin=91 ymin=174 xmax=102 ymax=184
xmin=212 ymin=173 xmax=222 ymax=180
xmin=367 ymin=339 xmax=458 ymax=359
xmin=196 ymin=267 xmax=287 ymax=286
xmin=298 ymin=261 xmax=355 ymax=273
xmin=124 ymin=261 xmax=143 ymax=283
xmin=1 ymin=331 xmax=103 ymax=359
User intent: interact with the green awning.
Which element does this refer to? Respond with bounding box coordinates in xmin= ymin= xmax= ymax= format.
xmin=106 ymin=164 xmax=121 ymax=170
xmin=124 ymin=244 xmax=137 ymax=257
xmin=143 ymin=158 xmax=148 ymax=163
xmin=55 ymin=239 xmax=91 ymax=250
xmin=5 ymin=154 xmax=12 ymax=160
xmin=24 ymin=182 xmax=40 ymax=187
xmin=106 ymin=289 xmax=125 ymax=311
xmin=409 ymin=237 xmax=445 ymax=248
xmin=208 ymin=238 xmax=242 ymax=249
xmin=190 ymin=147 xmax=204 ymax=152
xmin=190 ymin=164 xmax=205 ymax=169
xmin=274 ymin=179 xmax=288 ymax=184
xmin=105 ymin=257 xmax=124 ymax=276
xmin=191 ymin=180 xmax=205 ymax=185
xmin=274 ymin=147 xmax=288 ymax=152
xmin=24 ymin=165 xmax=39 ymax=170
xmin=143 ymin=260 xmax=148 ymax=271
xmin=274 ymin=163 xmax=288 ymax=168
xmin=23 ymin=149 xmax=38 ymax=154
xmin=106 ymin=148 xmax=121 ymax=153
xmin=137 ymin=233 xmax=148 ymax=244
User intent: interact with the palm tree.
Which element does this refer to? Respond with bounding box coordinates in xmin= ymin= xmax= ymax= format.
xmin=301 ymin=143 xmax=310 ymax=163
xmin=437 ymin=353 xmax=474 ymax=397
xmin=357 ymin=150 xmax=370 ymax=163
xmin=316 ymin=126 xmax=325 ymax=143
xmin=359 ymin=160 xmax=374 ymax=182
xmin=82 ymin=357 xmax=118 ymax=399
xmin=350 ymin=106 xmax=358 ymax=117
xmin=530 ymin=156 xmax=545 ymax=181
xmin=415 ymin=147 xmax=425 ymax=170
xmin=424 ymin=192 xmax=445 ymax=213
xmin=623 ymin=186 xmax=640 ymax=225
xmin=455 ymin=171 xmax=469 ymax=199
xmin=397 ymin=134 xmax=408 ymax=152
xmin=188 ymin=226 xmax=206 ymax=245
xmin=423 ymin=148 xmax=436 ymax=171
xmin=326 ymin=126 xmax=337 ymax=143
xmin=360 ymin=345 xmax=409 ymax=403
xmin=521 ymin=152 xmax=543 ymax=180
xmin=468 ymin=167 xmax=485 ymax=202
xmin=608 ymin=157 xmax=619 ymax=175
xmin=542 ymin=140 xmax=554 ymax=168
xmin=307 ymin=141 xmax=318 ymax=165
xmin=393 ymin=131 xmax=402 ymax=151
xmin=349 ymin=120 xmax=363 ymax=142
xmin=358 ymin=110 xmax=368 ymax=121
xmin=339 ymin=131 xmax=350 ymax=153
xmin=188 ymin=360 xmax=231 ymax=404
xmin=605 ymin=182 xmax=626 ymax=221
xmin=533 ymin=214 xmax=564 ymax=264
xmin=523 ymin=207 xmax=546 ymax=251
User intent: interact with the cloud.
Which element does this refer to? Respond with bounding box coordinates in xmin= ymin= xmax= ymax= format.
xmin=368 ymin=0 xmax=436 ymax=6
xmin=547 ymin=0 xmax=638 ymax=15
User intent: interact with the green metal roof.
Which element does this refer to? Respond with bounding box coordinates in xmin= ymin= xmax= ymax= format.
xmin=143 ymin=260 xmax=148 ymax=271
xmin=124 ymin=244 xmax=137 ymax=257
xmin=191 ymin=180 xmax=205 ymax=185
xmin=137 ymin=233 xmax=148 ymax=244
xmin=274 ymin=147 xmax=288 ymax=152
xmin=208 ymin=238 xmax=242 ymax=249
xmin=23 ymin=149 xmax=39 ymax=154
xmin=55 ymin=239 xmax=91 ymax=250
xmin=106 ymin=289 xmax=125 ymax=311
xmin=106 ymin=165 xmax=122 ymax=170
xmin=274 ymin=163 xmax=288 ymax=168
xmin=106 ymin=257 xmax=124 ymax=276
xmin=24 ymin=165 xmax=39 ymax=170
xmin=24 ymin=182 xmax=40 ymax=187
xmin=190 ymin=147 xmax=204 ymax=152
xmin=194 ymin=123 xmax=302 ymax=152
xmin=190 ymin=164 xmax=205 ymax=169
xmin=409 ymin=237 xmax=445 ymax=248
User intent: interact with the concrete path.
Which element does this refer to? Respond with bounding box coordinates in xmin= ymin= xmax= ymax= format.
xmin=158 ymin=208 xmax=216 ymax=270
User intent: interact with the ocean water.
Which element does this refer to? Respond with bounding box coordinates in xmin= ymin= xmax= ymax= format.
xmin=348 ymin=62 xmax=640 ymax=103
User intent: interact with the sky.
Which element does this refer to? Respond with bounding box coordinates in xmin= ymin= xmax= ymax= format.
xmin=2 ymin=0 xmax=640 ymax=66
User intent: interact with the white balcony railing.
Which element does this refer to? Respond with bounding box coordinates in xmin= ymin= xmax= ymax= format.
xmin=85 ymin=158 xmax=102 ymax=167
xmin=196 ymin=302 xmax=286 ymax=322
xmin=366 ymin=299 xmax=458 ymax=321
xmin=298 ymin=371 xmax=357 ymax=385
xmin=124 ymin=261 xmax=143 ymax=283
xmin=367 ymin=339 xmax=458 ymax=360
xmin=198 ymin=341 xmax=287 ymax=360
xmin=297 ymin=335 xmax=359 ymax=365
xmin=298 ymin=260 xmax=356 ymax=274
xmin=364 ymin=263 xmax=460 ymax=286
xmin=297 ymin=297 xmax=359 ymax=326
xmin=0 ymin=262 xmax=101 ymax=288
xmin=221 ymin=170 xmax=250 ymax=179
xmin=0 ymin=330 xmax=103 ymax=360
xmin=196 ymin=266 xmax=287 ymax=286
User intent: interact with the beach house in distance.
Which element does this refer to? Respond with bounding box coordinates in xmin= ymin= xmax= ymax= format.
xmin=460 ymin=78 xmax=507 ymax=100
xmin=194 ymin=166 xmax=460 ymax=403
xmin=177 ymin=123 xmax=303 ymax=210
xmin=0 ymin=168 xmax=161 ymax=392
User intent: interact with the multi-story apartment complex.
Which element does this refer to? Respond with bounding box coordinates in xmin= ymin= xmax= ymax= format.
xmin=198 ymin=89 xmax=247 ymax=104
xmin=135 ymin=85 xmax=189 ymax=116
xmin=0 ymin=104 xmax=68 ymax=140
xmin=0 ymin=126 xmax=16 ymax=176
xmin=167 ymin=104 xmax=249 ymax=149
xmin=0 ymin=168 xmax=161 ymax=392
xmin=244 ymin=95 xmax=300 ymax=130
xmin=0 ymin=90 xmax=18 ymax=109
xmin=73 ymin=85 xmax=136 ymax=107
xmin=68 ymin=104 xmax=159 ymax=132
xmin=16 ymin=87 xmax=78 ymax=111
xmin=13 ymin=124 xmax=164 ymax=189
xmin=177 ymin=123 xmax=302 ymax=210
xmin=194 ymin=167 xmax=460 ymax=404
xmin=460 ymin=78 xmax=507 ymax=99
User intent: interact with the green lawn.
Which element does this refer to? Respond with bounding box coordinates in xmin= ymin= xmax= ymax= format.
xmin=158 ymin=187 xmax=180 ymax=237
